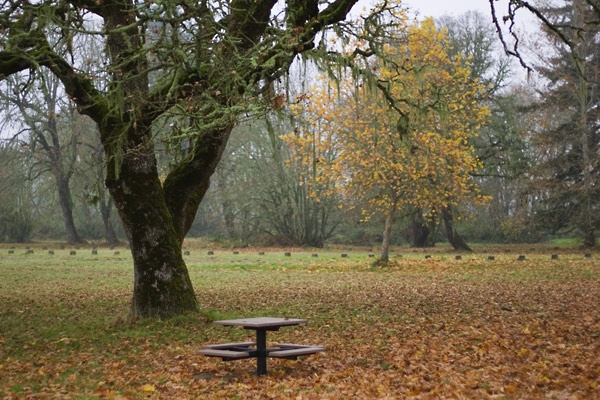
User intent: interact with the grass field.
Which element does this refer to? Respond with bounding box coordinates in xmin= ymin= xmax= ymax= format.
xmin=0 ymin=243 xmax=599 ymax=399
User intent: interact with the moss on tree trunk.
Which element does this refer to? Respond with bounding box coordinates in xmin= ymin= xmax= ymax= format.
xmin=130 ymin=247 xmax=198 ymax=318
xmin=106 ymin=137 xmax=198 ymax=319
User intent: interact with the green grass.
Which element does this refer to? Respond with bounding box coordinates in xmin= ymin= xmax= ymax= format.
xmin=0 ymin=243 xmax=599 ymax=398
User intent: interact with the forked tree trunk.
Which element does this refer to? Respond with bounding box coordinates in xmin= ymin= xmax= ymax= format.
xmin=105 ymin=139 xmax=198 ymax=319
xmin=99 ymin=119 xmax=231 ymax=319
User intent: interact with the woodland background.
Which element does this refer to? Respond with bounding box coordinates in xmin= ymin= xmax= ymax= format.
xmin=1 ymin=3 xmax=598 ymax=251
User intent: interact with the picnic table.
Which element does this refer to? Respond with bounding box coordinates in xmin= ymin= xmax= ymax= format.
xmin=198 ymin=317 xmax=325 ymax=375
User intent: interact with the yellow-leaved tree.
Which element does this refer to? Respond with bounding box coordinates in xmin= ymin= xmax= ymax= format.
xmin=284 ymin=18 xmax=490 ymax=261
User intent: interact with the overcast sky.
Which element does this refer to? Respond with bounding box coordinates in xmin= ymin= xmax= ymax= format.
xmin=398 ymin=0 xmax=539 ymax=84
xmin=401 ymin=0 xmax=491 ymax=18
xmin=399 ymin=0 xmax=539 ymax=33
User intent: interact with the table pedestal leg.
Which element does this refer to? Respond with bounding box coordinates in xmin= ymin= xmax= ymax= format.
xmin=256 ymin=329 xmax=267 ymax=375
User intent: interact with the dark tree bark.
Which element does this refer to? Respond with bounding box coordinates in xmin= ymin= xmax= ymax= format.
xmin=441 ymin=206 xmax=472 ymax=252
xmin=88 ymin=138 xmax=120 ymax=246
xmin=104 ymin=134 xmax=198 ymax=318
xmin=56 ymin=173 xmax=83 ymax=244
xmin=583 ymin=228 xmax=596 ymax=249
xmin=49 ymin=105 xmax=82 ymax=244
xmin=412 ymin=211 xmax=431 ymax=248
xmin=99 ymin=194 xmax=119 ymax=247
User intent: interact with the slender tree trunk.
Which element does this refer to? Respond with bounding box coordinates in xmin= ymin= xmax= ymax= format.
xmin=221 ymin=198 xmax=236 ymax=238
xmin=578 ymin=62 xmax=595 ymax=248
xmin=380 ymin=202 xmax=397 ymax=262
xmin=99 ymin=194 xmax=119 ymax=247
xmin=573 ymin=1 xmax=596 ymax=248
xmin=56 ymin=173 xmax=83 ymax=244
xmin=441 ymin=206 xmax=472 ymax=251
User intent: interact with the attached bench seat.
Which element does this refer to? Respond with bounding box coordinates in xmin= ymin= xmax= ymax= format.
xmin=198 ymin=341 xmax=256 ymax=360
xmin=268 ymin=344 xmax=326 ymax=359
xmin=202 ymin=341 xmax=256 ymax=350
xmin=198 ymin=341 xmax=325 ymax=361
xmin=198 ymin=348 xmax=252 ymax=360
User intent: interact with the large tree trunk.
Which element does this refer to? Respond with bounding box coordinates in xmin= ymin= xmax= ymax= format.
xmin=105 ymin=139 xmax=198 ymax=318
xmin=96 ymin=7 xmax=198 ymax=318
xmin=441 ymin=206 xmax=472 ymax=252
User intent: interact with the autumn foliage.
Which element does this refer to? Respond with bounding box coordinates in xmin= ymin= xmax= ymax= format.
xmin=286 ymin=18 xmax=488 ymax=214
xmin=283 ymin=18 xmax=490 ymax=258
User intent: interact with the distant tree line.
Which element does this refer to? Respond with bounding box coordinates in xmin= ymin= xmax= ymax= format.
xmin=1 ymin=6 xmax=598 ymax=250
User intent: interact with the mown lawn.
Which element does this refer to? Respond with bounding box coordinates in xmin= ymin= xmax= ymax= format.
xmin=0 ymin=244 xmax=599 ymax=399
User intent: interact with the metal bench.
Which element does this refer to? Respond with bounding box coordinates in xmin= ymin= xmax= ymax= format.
xmin=198 ymin=341 xmax=256 ymax=360
xmin=198 ymin=348 xmax=252 ymax=360
xmin=268 ymin=344 xmax=326 ymax=360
